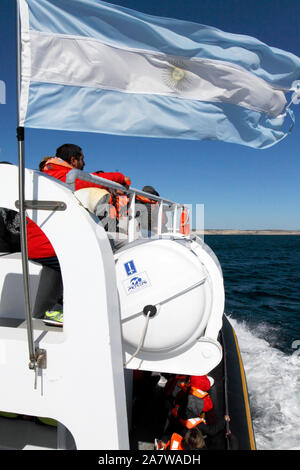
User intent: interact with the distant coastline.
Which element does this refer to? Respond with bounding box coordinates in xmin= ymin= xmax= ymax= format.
xmin=193 ymin=229 xmax=300 ymax=235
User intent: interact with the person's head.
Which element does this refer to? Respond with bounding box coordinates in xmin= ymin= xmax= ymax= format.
xmin=38 ymin=156 xmax=51 ymax=172
xmin=181 ymin=428 xmax=206 ymax=450
xmin=190 ymin=375 xmax=214 ymax=391
xmin=142 ymin=185 xmax=160 ymax=197
xmin=56 ymin=143 xmax=85 ymax=170
xmin=0 ymin=161 xmax=12 ymax=165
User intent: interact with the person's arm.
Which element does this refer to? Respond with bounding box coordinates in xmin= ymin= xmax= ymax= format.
xmin=70 ymin=171 xmax=130 ymax=192
xmin=196 ymin=416 xmax=226 ymax=436
xmin=93 ymin=171 xmax=130 ymax=187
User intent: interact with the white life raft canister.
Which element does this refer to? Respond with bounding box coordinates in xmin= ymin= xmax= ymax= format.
xmin=114 ymin=238 xmax=224 ymax=356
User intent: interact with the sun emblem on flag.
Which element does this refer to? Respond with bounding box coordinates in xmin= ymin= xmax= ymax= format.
xmin=172 ymin=66 xmax=185 ymax=83
xmin=163 ymin=60 xmax=193 ymax=92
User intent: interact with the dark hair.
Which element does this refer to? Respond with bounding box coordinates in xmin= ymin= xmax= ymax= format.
xmin=181 ymin=428 xmax=206 ymax=450
xmin=38 ymin=156 xmax=52 ymax=172
xmin=142 ymin=186 xmax=160 ymax=197
xmin=0 ymin=161 xmax=12 ymax=165
xmin=56 ymin=144 xmax=82 ymax=164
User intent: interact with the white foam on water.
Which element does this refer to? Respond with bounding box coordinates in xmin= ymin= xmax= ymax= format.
xmin=229 ymin=317 xmax=300 ymax=450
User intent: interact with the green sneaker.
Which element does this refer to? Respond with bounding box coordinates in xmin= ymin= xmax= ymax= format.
xmin=43 ymin=309 xmax=63 ymax=326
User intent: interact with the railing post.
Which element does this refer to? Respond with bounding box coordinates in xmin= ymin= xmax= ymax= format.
xmin=173 ymin=205 xmax=178 ymax=235
xmin=128 ymin=192 xmax=136 ymax=242
xmin=157 ymin=201 xmax=163 ymax=236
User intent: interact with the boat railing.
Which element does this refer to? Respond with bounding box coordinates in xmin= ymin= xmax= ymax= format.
xmin=65 ymin=169 xmax=190 ymax=242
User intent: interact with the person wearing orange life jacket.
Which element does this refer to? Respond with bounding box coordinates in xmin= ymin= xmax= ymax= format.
xmin=95 ymin=184 xmax=167 ymax=237
xmin=174 ymin=375 xmax=214 ymax=430
xmin=166 ymin=375 xmax=230 ymax=449
xmin=92 ymin=170 xmax=131 ymax=234
xmin=97 ymin=184 xmax=162 ymax=236
xmin=137 ymin=186 xmax=168 ymax=237
xmin=94 ymin=179 xmax=130 ymax=233
xmin=161 ymin=375 xmax=210 ymax=443
xmin=164 ymin=374 xmax=190 ymax=405
xmin=160 ymin=428 xmax=206 ymax=450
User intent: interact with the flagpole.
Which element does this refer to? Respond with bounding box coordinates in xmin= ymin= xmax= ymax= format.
xmin=15 ymin=0 xmax=36 ymax=372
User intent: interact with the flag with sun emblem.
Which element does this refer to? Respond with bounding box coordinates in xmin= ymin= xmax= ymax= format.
xmin=18 ymin=0 xmax=300 ymax=148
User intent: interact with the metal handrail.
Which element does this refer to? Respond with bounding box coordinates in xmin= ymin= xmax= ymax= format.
xmin=65 ymin=169 xmax=189 ymax=240
xmin=65 ymin=169 xmax=180 ymax=206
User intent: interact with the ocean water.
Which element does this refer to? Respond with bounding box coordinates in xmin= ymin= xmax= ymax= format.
xmin=205 ymin=235 xmax=300 ymax=450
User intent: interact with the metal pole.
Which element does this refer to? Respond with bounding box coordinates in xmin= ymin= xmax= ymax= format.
xmin=128 ymin=192 xmax=136 ymax=242
xmin=16 ymin=0 xmax=36 ymax=369
xmin=172 ymin=205 xmax=178 ymax=235
xmin=157 ymin=201 xmax=163 ymax=236
xmin=17 ymin=131 xmax=35 ymax=367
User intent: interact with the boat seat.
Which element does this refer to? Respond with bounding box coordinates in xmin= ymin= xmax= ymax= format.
xmin=0 ymin=253 xmax=62 ymax=326
xmin=32 ymin=264 xmax=63 ymax=319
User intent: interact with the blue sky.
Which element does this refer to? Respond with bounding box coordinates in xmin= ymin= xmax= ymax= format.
xmin=0 ymin=0 xmax=299 ymax=230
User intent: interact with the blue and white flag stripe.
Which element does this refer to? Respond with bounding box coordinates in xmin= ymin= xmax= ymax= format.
xmin=28 ymin=32 xmax=286 ymax=116
xmin=18 ymin=0 xmax=300 ymax=149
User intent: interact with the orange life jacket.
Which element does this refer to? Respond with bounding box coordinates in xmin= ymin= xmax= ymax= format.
xmin=109 ymin=193 xmax=157 ymax=228
xmin=44 ymin=157 xmax=73 ymax=171
xmin=164 ymin=433 xmax=184 ymax=450
xmin=190 ymin=386 xmax=213 ymax=413
xmin=136 ymin=194 xmax=156 ymax=205
xmin=179 ymin=208 xmax=190 ymax=235
xmin=109 ymin=194 xmax=129 ymax=220
xmin=190 ymin=386 xmax=208 ymax=400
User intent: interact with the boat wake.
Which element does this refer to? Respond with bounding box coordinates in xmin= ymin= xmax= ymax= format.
xmin=228 ymin=317 xmax=300 ymax=450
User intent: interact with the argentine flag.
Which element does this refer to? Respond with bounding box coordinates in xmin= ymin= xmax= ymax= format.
xmin=18 ymin=0 xmax=300 ymax=149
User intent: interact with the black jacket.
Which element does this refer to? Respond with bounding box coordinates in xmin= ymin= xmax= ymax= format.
xmin=0 ymin=209 xmax=21 ymax=253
